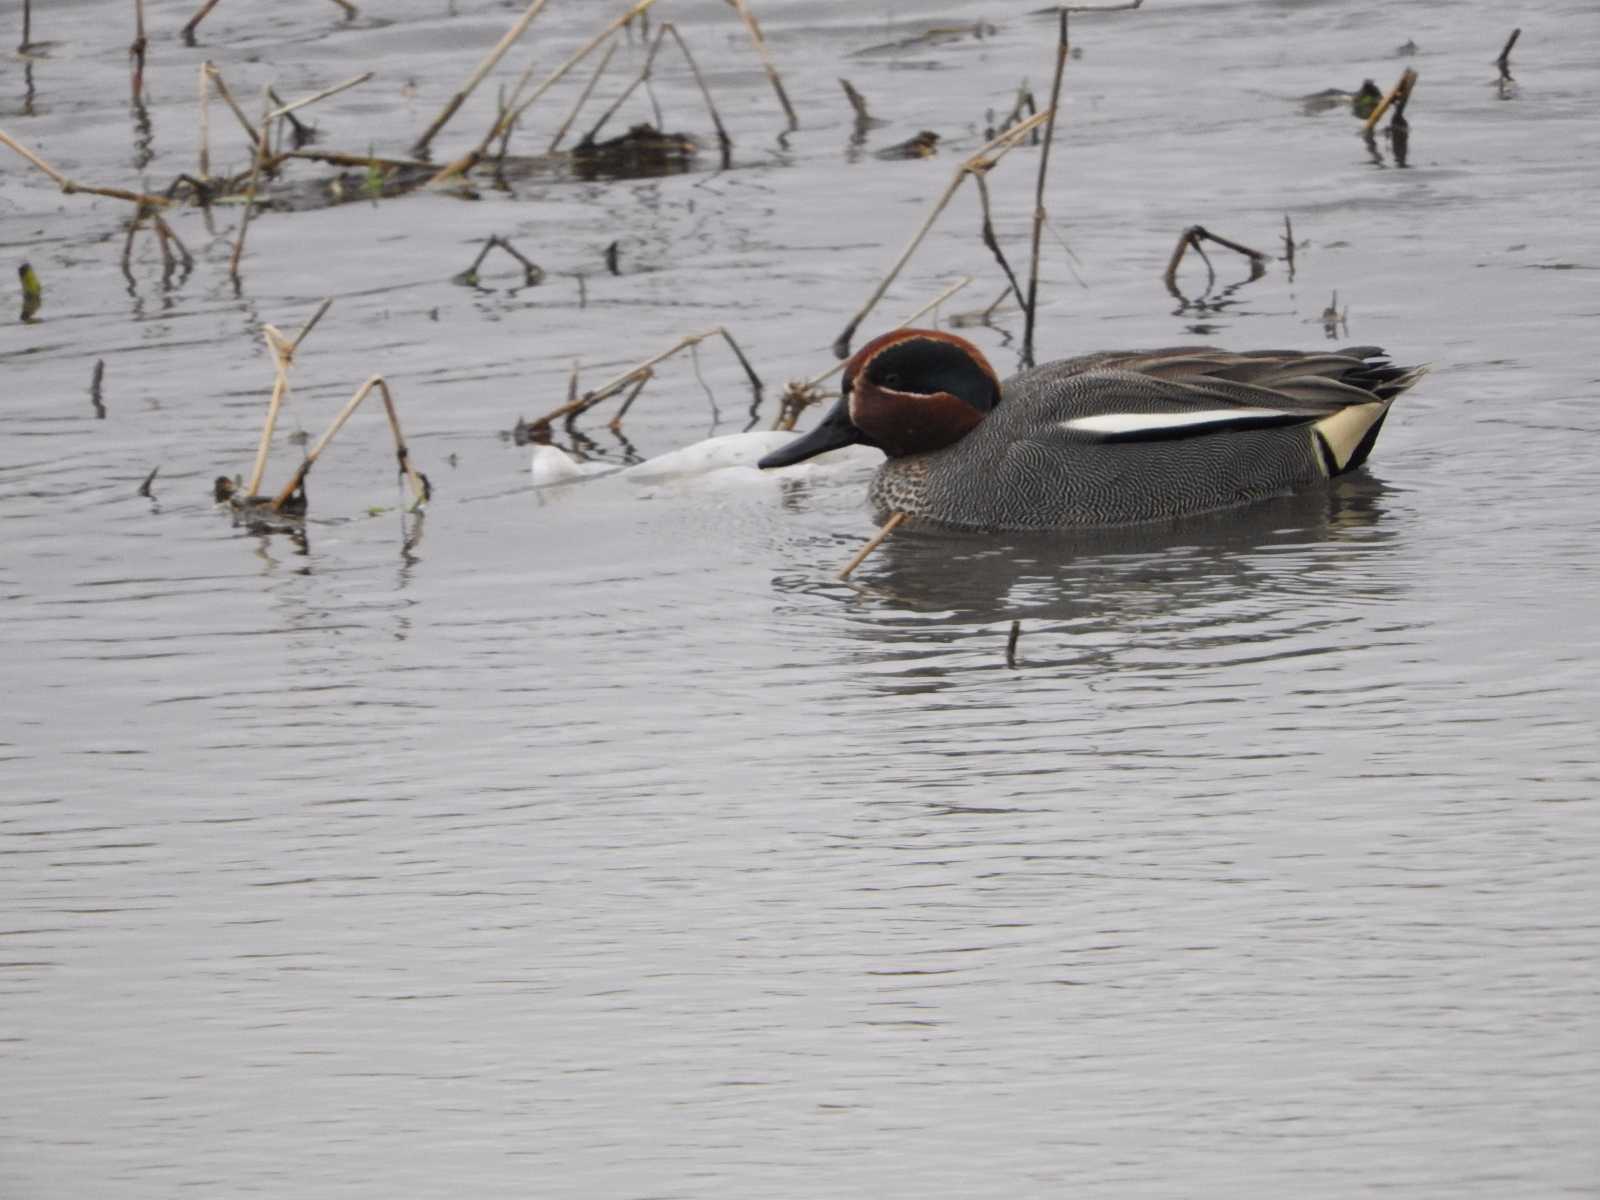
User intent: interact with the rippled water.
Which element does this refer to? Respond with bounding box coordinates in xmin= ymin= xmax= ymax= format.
xmin=4 ymin=1 xmax=1599 ymax=1196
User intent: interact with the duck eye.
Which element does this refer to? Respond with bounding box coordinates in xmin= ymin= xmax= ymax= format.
xmin=881 ymin=372 xmax=902 ymax=389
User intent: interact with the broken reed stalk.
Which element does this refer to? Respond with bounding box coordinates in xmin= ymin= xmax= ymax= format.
xmin=269 ymin=376 xmax=429 ymax=513
xmin=1496 ymin=28 xmax=1520 ymax=76
xmin=726 ymin=0 xmax=798 ymax=130
xmin=1282 ymin=213 xmax=1295 ymax=279
xmin=228 ymin=91 xmax=274 ymax=282
xmin=1362 ymin=68 xmax=1417 ymax=135
xmin=20 ymin=0 xmax=31 ymax=53
xmin=580 ymin=25 xmax=672 ymax=146
xmin=1005 ymin=619 xmax=1021 ymax=668
xmin=839 ymin=78 xmax=873 ymax=125
xmin=660 ymin=24 xmax=732 ymax=155
xmin=197 ymin=62 xmax=212 ymax=178
xmin=0 ymin=127 xmax=173 ymax=207
xmin=130 ymin=0 xmax=148 ymax=104
xmin=244 ymin=299 xmax=334 ymax=499
xmin=973 ymin=172 xmax=1026 ymax=312
xmin=528 ymin=326 xmax=761 ymax=431
xmin=181 ymin=0 xmax=223 ymax=45
xmin=1164 ymin=225 xmax=1267 ymax=291
xmin=432 ymin=0 xmax=662 ymax=185
xmin=327 ymin=0 xmax=358 ymax=18
xmin=268 ymin=71 xmax=374 ymax=120
xmin=411 ymin=0 xmax=551 ymax=157
xmin=246 ymin=325 xmax=296 ymax=499
xmin=205 ymin=63 xmax=263 ymax=147
xmin=836 ymin=511 xmax=906 ymax=581
xmin=548 ymin=38 xmax=620 ymax=152
xmin=1022 ymin=9 xmax=1069 ymax=370
xmin=831 ymin=108 xmax=1051 ymax=359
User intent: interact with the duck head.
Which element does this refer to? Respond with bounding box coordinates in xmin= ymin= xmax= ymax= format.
xmin=758 ymin=329 xmax=1002 ymax=468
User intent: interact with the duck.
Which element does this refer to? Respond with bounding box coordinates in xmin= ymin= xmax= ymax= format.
xmin=756 ymin=328 xmax=1425 ymax=530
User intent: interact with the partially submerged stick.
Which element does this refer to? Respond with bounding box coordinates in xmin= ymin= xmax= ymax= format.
xmin=1164 ymin=225 xmax=1267 ymax=292
xmin=725 ymin=0 xmax=798 ymax=130
xmin=244 ymin=300 xmax=334 ymax=498
xmin=411 ymin=0 xmax=551 ymax=157
xmin=227 ymin=90 xmax=274 ymax=282
xmin=837 ymin=511 xmax=906 ymax=580
xmin=431 ymin=0 xmax=662 ymax=185
xmin=269 ymin=71 xmax=374 ymax=120
xmin=547 ymin=38 xmax=620 ymax=153
xmin=269 ymin=376 xmax=429 ymax=513
xmin=832 ymin=108 xmax=1051 ymax=359
xmin=204 ymin=63 xmax=263 ymax=148
xmin=130 ymin=0 xmax=148 ymax=104
xmin=1362 ymin=68 xmax=1417 ymax=135
xmin=1495 ymin=28 xmax=1521 ymax=77
xmin=1021 ymin=10 xmax=1069 ymax=370
xmin=0 ymin=127 xmax=173 ymax=207
xmin=453 ymin=235 xmax=544 ymax=286
xmin=528 ymin=326 xmax=761 ymax=432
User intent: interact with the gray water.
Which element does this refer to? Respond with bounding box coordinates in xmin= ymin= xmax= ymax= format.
xmin=3 ymin=1 xmax=1599 ymax=1196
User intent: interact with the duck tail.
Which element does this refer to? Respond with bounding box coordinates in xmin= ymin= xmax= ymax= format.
xmin=1320 ymin=355 xmax=1428 ymax=474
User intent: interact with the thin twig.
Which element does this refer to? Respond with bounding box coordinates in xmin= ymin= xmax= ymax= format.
xmin=268 ymin=71 xmax=374 ymax=119
xmin=1005 ymin=620 xmax=1021 ymax=668
xmin=1282 ymin=213 xmax=1295 ymax=280
xmin=725 ymin=0 xmax=798 ymax=130
xmin=1022 ymin=9 xmax=1069 ymax=369
xmin=1495 ymin=28 xmax=1521 ymax=76
xmin=832 ymin=108 xmax=1051 ymax=359
xmin=246 ymin=324 xmax=294 ymax=499
xmin=1362 ymin=68 xmax=1417 ymax=135
xmin=0 ymin=127 xmax=173 ymax=207
xmin=130 ymin=0 xmax=148 ymax=104
xmin=431 ymin=0 xmax=661 ymax=184
xmin=660 ymin=24 xmax=732 ymax=157
xmin=411 ymin=0 xmax=552 ymax=157
xmin=197 ymin=62 xmax=213 ymax=178
xmin=204 ymin=63 xmax=263 ymax=147
xmin=547 ymin=38 xmax=620 ymax=153
xmin=973 ymin=172 xmax=1027 ymax=311
xmin=268 ymin=376 xmax=427 ymax=512
xmin=837 ymin=511 xmax=906 ymax=580
xmin=228 ymin=90 xmax=274 ymax=282
xmin=181 ymin=0 xmax=224 ymax=46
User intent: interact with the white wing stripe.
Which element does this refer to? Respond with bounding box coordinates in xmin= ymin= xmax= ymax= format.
xmin=1062 ymin=408 xmax=1290 ymax=435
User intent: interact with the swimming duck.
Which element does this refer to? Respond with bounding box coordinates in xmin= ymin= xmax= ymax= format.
xmin=757 ymin=329 xmax=1424 ymax=530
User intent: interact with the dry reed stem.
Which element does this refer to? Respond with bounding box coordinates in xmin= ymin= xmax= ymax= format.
xmin=1362 ymin=68 xmax=1417 ymax=135
xmin=181 ymin=0 xmax=223 ymax=45
xmin=0 ymin=127 xmax=173 ymax=207
xmin=246 ymin=325 xmax=295 ymax=499
xmin=268 ymin=71 xmax=374 ymax=120
xmin=20 ymin=0 xmax=31 ymax=53
xmin=411 ymin=0 xmax=552 ymax=156
xmin=431 ymin=0 xmax=662 ymax=185
xmin=1496 ymin=28 xmax=1521 ymax=75
xmin=972 ymin=172 xmax=1026 ymax=315
xmin=839 ymin=78 xmax=872 ymax=124
xmin=831 ymin=108 xmax=1051 ymax=359
xmin=548 ymin=38 xmax=620 ymax=152
xmin=197 ymin=62 xmax=212 ymax=178
xmin=1022 ymin=10 xmax=1069 ymax=370
xmin=528 ymin=326 xmax=760 ymax=431
xmin=228 ymin=91 xmax=273 ymax=282
xmin=130 ymin=0 xmax=147 ymax=104
xmin=578 ymin=23 xmax=730 ymax=156
xmin=269 ymin=376 xmax=428 ymax=512
xmin=204 ymin=64 xmax=263 ymax=147
xmin=1163 ymin=225 xmax=1267 ymax=292
xmin=328 ymin=0 xmax=358 ymax=18
xmin=836 ymin=511 xmax=906 ymax=580
xmin=725 ymin=0 xmax=797 ymax=130
xmin=1005 ymin=619 xmax=1022 ymax=667
xmin=660 ymin=24 xmax=733 ymax=154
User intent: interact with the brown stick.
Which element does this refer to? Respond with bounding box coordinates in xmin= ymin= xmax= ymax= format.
xmin=1362 ymin=68 xmax=1417 ymax=135
xmin=840 ymin=78 xmax=873 ymax=124
xmin=130 ymin=0 xmax=148 ymax=104
xmin=1022 ymin=9 xmax=1068 ymax=370
xmin=181 ymin=0 xmax=222 ymax=46
xmin=205 ymin=63 xmax=263 ymax=147
xmin=268 ymin=71 xmax=374 ymax=120
xmin=1005 ymin=620 xmax=1021 ymax=668
xmin=660 ymin=24 xmax=733 ymax=155
xmin=1495 ymin=28 xmax=1521 ymax=74
xmin=228 ymin=91 xmax=273 ymax=282
xmin=725 ymin=0 xmax=797 ymax=130
xmin=547 ymin=38 xmax=620 ymax=152
xmin=973 ymin=172 xmax=1026 ymax=312
xmin=1282 ymin=213 xmax=1295 ymax=280
xmin=197 ymin=62 xmax=212 ymax=178
xmin=431 ymin=0 xmax=661 ymax=185
xmin=411 ymin=0 xmax=552 ymax=157
xmin=269 ymin=375 xmax=428 ymax=512
xmin=246 ymin=325 xmax=295 ymax=499
xmin=0 ymin=127 xmax=173 ymax=207
xmin=20 ymin=0 xmax=31 ymax=53
xmin=837 ymin=511 xmax=906 ymax=580
xmin=832 ymin=109 xmax=1051 ymax=359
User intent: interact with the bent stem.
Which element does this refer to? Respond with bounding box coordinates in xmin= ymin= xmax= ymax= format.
xmin=270 ymin=376 xmax=428 ymax=513
xmin=837 ymin=511 xmax=906 ymax=581
xmin=1022 ymin=9 xmax=1069 ymax=370
xmin=411 ymin=0 xmax=551 ymax=157
xmin=0 ymin=126 xmax=173 ymax=207
xmin=831 ymin=108 xmax=1051 ymax=359
xmin=725 ymin=0 xmax=797 ymax=130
